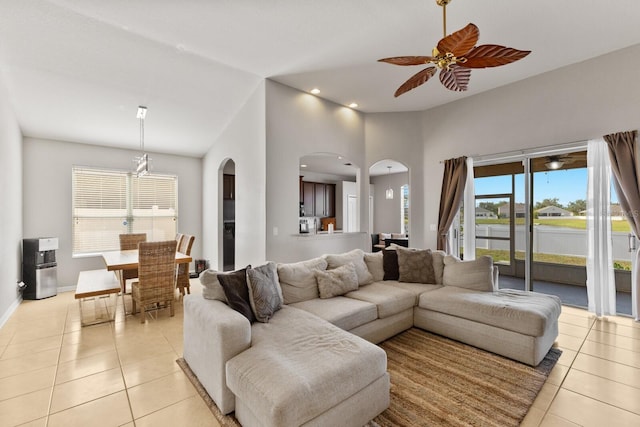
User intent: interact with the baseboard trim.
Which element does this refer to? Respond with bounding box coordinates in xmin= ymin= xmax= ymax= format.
xmin=58 ymin=286 xmax=76 ymax=293
xmin=0 ymin=296 xmax=22 ymax=330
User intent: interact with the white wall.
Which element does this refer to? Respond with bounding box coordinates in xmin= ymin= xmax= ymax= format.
xmin=364 ymin=112 xmax=425 ymax=248
xmin=22 ymin=138 xmax=202 ymax=287
xmin=418 ymin=44 xmax=640 ymax=249
xmin=202 ymin=82 xmax=266 ymax=269
xmin=0 ymin=77 xmax=23 ymax=325
xmin=265 ymin=81 xmax=368 ymax=262
xmin=370 ymin=172 xmax=408 ymax=234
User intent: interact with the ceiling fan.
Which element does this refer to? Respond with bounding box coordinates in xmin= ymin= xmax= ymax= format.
xmin=378 ymin=0 xmax=531 ymax=97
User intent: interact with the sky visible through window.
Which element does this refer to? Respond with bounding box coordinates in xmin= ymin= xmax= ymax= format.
xmin=475 ymin=168 xmax=619 ymax=205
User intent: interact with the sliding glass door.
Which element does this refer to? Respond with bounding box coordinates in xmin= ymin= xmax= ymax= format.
xmin=473 ymin=148 xmax=590 ymax=299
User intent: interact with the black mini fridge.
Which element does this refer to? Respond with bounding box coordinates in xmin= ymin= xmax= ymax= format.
xmin=22 ymin=237 xmax=58 ymax=300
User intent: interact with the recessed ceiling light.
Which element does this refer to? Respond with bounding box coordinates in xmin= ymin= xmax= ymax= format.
xmin=310 ymin=88 xmax=320 ymax=95
xmin=300 ymin=164 xmax=308 ymax=168
xmin=337 ymin=156 xmax=343 ymax=160
xmin=349 ymin=103 xmax=358 ymax=108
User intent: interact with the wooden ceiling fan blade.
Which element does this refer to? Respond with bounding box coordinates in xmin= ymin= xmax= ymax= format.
xmin=437 ymin=23 xmax=479 ymax=57
xmin=378 ymin=56 xmax=434 ymax=66
xmin=439 ymin=66 xmax=471 ymax=92
xmin=394 ymin=67 xmax=437 ymax=97
xmin=460 ymin=45 xmax=531 ymax=68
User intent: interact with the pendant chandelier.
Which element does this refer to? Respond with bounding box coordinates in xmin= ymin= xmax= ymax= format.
xmin=385 ymin=166 xmax=394 ymax=200
xmin=134 ymin=106 xmax=150 ymax=177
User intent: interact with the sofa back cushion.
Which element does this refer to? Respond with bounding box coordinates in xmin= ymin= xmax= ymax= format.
xmin=364 ymin=251 xmax=384 ymax=282
xmin=324 ymin=248 xmax=373 ymax=286
xmin=395 ymin=246 xmax=436 ymax=284
xmin=277 ymin=257 xmax=327 ymax=304
xmin=315 ymin=263 xmax=359 ymax=299
xmin=431 ymin=250 xmax=446 ymax=284
xmin=442 ymin=255 xmax=494 ymax=292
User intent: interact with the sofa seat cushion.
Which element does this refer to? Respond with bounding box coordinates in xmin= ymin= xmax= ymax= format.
xmin=381 ymin=280 xmax=442 ymax=304
xmin=418 ymin=287 xmax=561 ymax=337
xmin=227 ymin=306 xmax=387 ymax=427
xmin=289 ymin=296 xmax=378 ymax=331
xmin=345 ymin=282 xmax=416 ymax=319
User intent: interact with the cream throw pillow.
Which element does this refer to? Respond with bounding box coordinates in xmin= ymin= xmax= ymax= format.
xmin=324 ymin=248 xmax=373 ymax=286
xmin=200 ymin=269 xmax=227 ymax=302
xmin=315 ymin=263 xmax=359 ymax=299
xmin=443 ymin=255 xmax=494 ymax=292
xmin=364 ymin=251 xmax=384 ymax=282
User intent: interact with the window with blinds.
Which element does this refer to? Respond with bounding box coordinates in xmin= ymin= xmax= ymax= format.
xmin=72 ymin=167 xmax=178 ymax=255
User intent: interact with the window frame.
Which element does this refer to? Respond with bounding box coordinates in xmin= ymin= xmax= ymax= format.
xmin=72 ymin=166 xmax=178 ymax=257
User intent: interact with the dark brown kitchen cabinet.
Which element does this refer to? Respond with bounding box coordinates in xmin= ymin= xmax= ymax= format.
xmin=223 ymin=174 xmax=235 ymax=200
xmin=300 ymin=181 xmax=335 ymax=217
xmin=302 ymin=182 xmax=315 ymax=216
xmin=314 ymin=184 xmax=326 ymax=216
xmin=325 ymin=184 xmax=335 ymax=217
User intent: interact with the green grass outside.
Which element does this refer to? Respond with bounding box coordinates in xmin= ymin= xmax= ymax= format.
xmin=476 ymin=248 xmax=631 ymax=270
xmin=475 ymin=217 xmax=631 ymax=232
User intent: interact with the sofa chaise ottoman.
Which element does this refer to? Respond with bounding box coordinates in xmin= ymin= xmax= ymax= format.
xmin=227 ymin=306 xmax=389 ymax=427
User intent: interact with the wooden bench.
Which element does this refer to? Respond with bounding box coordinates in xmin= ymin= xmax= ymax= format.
xmin=75 ymin=269 xmax=121 ymax=326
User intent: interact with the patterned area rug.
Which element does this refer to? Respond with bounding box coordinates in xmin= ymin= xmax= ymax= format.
xmin=177 ymin=328 xmax=560 ymax=427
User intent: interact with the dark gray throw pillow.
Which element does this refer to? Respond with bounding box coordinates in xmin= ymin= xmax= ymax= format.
xmin=246 ymin=262 xmax=283 ymax=323
xmin=218 ymin=266 xmax=255 ymax=323
xmin=383 ymin=249 xmax=399 ymax=280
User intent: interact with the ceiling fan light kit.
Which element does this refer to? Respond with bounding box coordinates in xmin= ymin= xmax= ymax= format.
xmin=379 ymin=0 xmax=531 ymax=96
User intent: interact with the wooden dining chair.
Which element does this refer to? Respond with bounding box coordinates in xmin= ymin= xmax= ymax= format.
xmin=118 ymin=233 xmax=147 ymax=292
xmin=131 ymin=240 xmax=177 ymax=323
xmin=175 ymin=233 xmax=184 ymax=252
xmin=176 ymin=234 xmax=195 ymax=296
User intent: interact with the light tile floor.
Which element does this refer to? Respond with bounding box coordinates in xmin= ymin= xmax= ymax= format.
xmin=1 ymin=280 xmax=639 ymax=426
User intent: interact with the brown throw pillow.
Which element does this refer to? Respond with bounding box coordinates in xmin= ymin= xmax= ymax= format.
xmin=383 ymin=249 xmax=399 ymax=281
xmin=395 ymin=246 xmax=436 ymax=284
xmin=218 ymin=266 xmax=255 ymax=323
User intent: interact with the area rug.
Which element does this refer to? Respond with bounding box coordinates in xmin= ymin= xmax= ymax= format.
xmin=177 ymin=328 xmax=561 ymax=427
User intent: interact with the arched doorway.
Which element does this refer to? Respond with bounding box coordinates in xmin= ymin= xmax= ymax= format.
xmin=369 ymin=159 xmax=410 ymax=249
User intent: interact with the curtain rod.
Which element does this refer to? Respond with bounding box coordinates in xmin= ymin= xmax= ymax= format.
xmin=439 ymin=138 xmax=589 ymax=166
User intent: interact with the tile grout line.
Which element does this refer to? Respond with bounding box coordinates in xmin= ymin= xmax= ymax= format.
xmin=43 ymin=302 xmax=72 ymax=427
xmin=112 ymin=294 xmax=138 ymax=427
xmin=535 ymin=312 xmax=597 ymax=426
xmin=551 ymin=315 xmax=640 ymax=422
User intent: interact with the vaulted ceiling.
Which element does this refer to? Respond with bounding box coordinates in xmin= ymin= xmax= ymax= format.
xmin=1 ymin=0 xmax=639 ymax=157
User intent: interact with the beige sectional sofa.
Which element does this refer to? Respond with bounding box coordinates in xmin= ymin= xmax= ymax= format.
xmin=183 ymin=247 xmax=561 ymax=427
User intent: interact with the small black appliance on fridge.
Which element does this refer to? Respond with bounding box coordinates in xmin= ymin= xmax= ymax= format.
xmin=22 ymin=237 xmax=58 ymax=300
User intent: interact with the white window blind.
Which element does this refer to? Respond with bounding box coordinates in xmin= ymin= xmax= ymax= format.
xmin=72 ymin=167 xmax=178 ymax=255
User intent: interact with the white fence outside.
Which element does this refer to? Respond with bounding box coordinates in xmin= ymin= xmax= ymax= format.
xmin=475 ymin=224 xmax=633 ymax=262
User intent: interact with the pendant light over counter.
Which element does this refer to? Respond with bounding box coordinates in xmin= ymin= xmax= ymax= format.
xmin=385 ymin=166 xmax=394 ymax=199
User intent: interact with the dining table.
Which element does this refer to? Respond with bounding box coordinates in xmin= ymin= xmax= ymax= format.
xmin=101 ymin=249 xmax=192 ymax=294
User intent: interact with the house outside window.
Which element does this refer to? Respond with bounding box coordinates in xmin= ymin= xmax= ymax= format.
xmin=72 ymin=167 xmax=178 ymax=256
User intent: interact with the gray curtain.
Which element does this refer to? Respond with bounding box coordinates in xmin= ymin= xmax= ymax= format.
xmin=605 ymin=130 xmax=640 ymax=320
xmin=437 ymin=156 xmax=467 ymax=252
